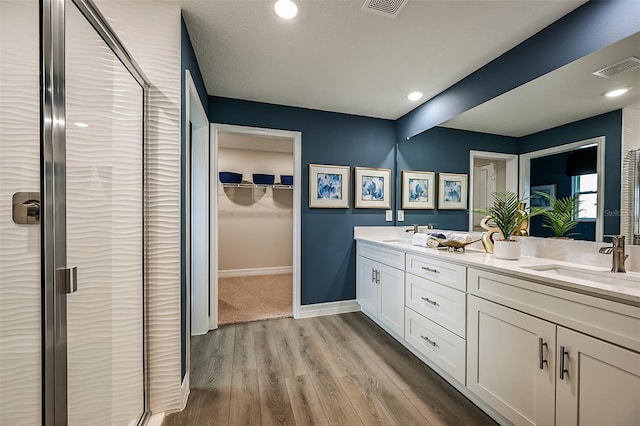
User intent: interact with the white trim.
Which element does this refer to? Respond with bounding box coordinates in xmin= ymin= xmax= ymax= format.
xmin=296 ymin=300 xmax=361 ymax=319
xmin=187 ymin=70 xmax=210 ymax=337
xmin=218 ymin=266 xmax=293 ymax=278
xmin=180 ymin=374 xmax=190 ymax=410
xmin=211 ymin=123 xmax=302 ymax=327
xmin=146 ymin=412 xmax=165 ymax=426
xmin=468 ymin=150 xmax=519 ymax=232
xmin=519 ymin=136 xmax=605 ymax=242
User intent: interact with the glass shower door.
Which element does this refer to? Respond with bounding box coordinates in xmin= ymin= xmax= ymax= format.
xmin=64 ymin=2 xmax=144 ymax=424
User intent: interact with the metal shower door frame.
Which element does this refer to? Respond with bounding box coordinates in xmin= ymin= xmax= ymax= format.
xmin=41 ymin=0 xmax=151 ymax=424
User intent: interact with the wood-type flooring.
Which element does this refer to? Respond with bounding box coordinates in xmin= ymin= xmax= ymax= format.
xmin=164 ymin=312 xmax=497 ymax=426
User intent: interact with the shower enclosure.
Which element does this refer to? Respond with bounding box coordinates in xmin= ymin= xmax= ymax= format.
xmin=1 ymin=0 xmax=149 ymax=424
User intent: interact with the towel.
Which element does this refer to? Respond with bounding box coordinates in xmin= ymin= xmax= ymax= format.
xmin=412 ymin=233 xmax=442 ymax=248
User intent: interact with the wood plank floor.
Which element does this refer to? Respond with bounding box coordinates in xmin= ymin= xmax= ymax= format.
xmin=164 ymin=312 xmax=497 ymax=426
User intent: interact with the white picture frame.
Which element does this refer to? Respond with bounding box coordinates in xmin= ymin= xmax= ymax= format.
xmin=354 ymin=167 xmax=391 ymax=209
xmin=402 ymin=170 xmax=435 ymax=209
xmin=438 ymin=172 xmax=468 ymax=210
xmin=309 ymin=164 xmax=350 ymax=208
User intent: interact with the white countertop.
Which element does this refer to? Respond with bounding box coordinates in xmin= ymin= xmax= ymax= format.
xmin=355 ymin=233 xmax=640 ymax=306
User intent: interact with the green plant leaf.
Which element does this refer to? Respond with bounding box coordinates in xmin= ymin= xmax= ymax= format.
xmin=474 ymin=191 xmax=532 ymax=241
xmin=532 ymin=191 xmax=582 ymax=237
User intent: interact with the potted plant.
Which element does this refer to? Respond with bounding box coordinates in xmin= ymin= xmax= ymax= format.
xmin=532 ymin=192 xmax=581 ymax=238
xmin=476 ymin=191 xmax=534 ymax=260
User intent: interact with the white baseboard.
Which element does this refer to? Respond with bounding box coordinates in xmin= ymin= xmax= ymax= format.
xmin=218 ymin=266 xmax=293 ymax=278
xmin=180 ymin=374 xmax=190 ymax=410
xmin=295 ymin=299 xmax=360 ymax=319
xmin=146 ymin=412 xmax=164 ymax=426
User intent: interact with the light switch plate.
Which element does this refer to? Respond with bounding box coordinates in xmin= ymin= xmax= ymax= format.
xmin=385 ymin=210 xmax=393 ymax=222
xmin=397 ymin=210 xmax=404 ymax=221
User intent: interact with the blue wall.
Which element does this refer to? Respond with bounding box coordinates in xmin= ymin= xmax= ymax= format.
xmin=397 ymin=127 xmax=518 ymax=229
xmin=396 ymin=0 xmax=640 ymax=140
xmin=209 ymin=96 xmax=396 ymax=304
xmin=180 ymin=16 xmax=209 ymax=380
xmin=519 ymin=110 xmax=622 ymax=237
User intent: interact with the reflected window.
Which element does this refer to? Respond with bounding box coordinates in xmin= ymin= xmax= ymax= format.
xmin=572 ymin=173 xmax=597 ymax=219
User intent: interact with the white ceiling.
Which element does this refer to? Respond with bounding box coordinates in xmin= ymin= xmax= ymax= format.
xmin=219 ymin=131 xmax=294 ymax=153
xmin=177 ymin=0 xmax=586 ymax=120
xmin=441 ymin=32 xmax=640 ymax=137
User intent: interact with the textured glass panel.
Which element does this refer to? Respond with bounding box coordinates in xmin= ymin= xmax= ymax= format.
xmin=0 ymin=1 xmax=42 ymax=424
xmin=65 ymin=3 xmax=144 ymax=425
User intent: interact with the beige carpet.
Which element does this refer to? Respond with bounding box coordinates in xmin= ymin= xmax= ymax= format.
xmin=218 ymin=273 xmax=292 ymax=325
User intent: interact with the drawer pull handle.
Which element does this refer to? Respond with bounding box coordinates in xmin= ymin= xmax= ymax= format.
xmin=421 ymin=266 xmax=439 ymax=273
xmin=559 ymin=346 xmax=569 ymax=380
xmin=421 ymin=297 xmax=439 ymax=306
xmin=538 ymin=338 xmax=548 ymax=370
xmin=420 ymin=335 xmax=438 ymax=347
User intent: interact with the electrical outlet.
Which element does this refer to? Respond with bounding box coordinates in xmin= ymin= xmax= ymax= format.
xmin=397 ymin=210 xmax=405 ymax=221
xmin=385 ymin=210 xmax=393 ymax=222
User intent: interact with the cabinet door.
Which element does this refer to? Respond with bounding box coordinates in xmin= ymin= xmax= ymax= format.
xmin=357 ymin=256 xmax=379 ymax=318
xmin=556 ymin=327 xmax=640 ymax=426
xmin=467 ymin=296 xmax=555 ymax=426
xmin=378 ymin=263 xmax=405 ymax=337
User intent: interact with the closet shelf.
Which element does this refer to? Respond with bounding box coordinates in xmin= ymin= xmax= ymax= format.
xmin=219 ymin=183 xmax=293 ymax=190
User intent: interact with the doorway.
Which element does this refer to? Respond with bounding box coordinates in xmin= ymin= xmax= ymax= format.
xmin=469 ymin=151 xmax=519 ymax=231
xmin=203 ymin=124 xmax=302 ymax=330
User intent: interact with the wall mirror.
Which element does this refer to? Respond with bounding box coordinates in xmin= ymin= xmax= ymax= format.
xmin=396 ymin=31 xmax=640 ymax=244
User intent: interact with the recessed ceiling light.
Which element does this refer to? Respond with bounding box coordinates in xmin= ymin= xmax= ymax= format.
xmin=275 ymin=0 xmax=297 ymax=19
xmin=407 ymin=91 xmax=423 ymax=101
xmin=603 ymin=87 xmax=631 ymax=98
xmin=74 ymin=122 xmax=89 ymax=128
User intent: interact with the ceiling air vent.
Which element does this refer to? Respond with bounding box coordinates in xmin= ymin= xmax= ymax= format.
xmin=593 ymin=56 xmax=640 ymax=78
xmin=361 ymin=0 xmax=408 ymax=18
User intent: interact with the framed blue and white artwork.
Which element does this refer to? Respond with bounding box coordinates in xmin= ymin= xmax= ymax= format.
xmin=354 ymin=167 xmax=391 ymax=209
xmin=402 ymin=170 xmax=435 ymax=209
xmin=308 ymin=164 xmax=350 ymax=208
xmin=438 ymin=172 xmax=468 ymax=210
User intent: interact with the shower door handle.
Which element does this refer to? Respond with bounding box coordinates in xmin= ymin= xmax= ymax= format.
xmin=57 ymin=267 xmax=78 ymax=294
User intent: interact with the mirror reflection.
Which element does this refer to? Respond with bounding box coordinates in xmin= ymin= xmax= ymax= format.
xmin=396 ymin=31 xmax=640 ymax=243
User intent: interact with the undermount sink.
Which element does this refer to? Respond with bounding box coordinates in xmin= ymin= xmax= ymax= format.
xmin=523 ymin=264 xmax=640 ymax=287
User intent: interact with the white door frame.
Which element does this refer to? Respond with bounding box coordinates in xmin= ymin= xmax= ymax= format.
xmin=468 ymin=150 xmax=519 ymax=232
xmin=184 ymin=70 xmax=209 ymax=406
xmin=210 ymin=123 xmax=302 ymax=329
xmin=519 ymin=136 xmax=605 ymax=242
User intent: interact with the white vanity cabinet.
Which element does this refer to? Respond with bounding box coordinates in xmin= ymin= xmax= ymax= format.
xmin=467 ymin=268 xmax=640 ymax=426
xmin=555 ymin=327 xmax=640 ymax=426
xmin=356 ymin=243 xmax=405 ymax=337
xmin=467 ymin=295 xmax=556 ymax=426
xmin=404 ymin=253 xmax=468 ymax=384
xmin=354 ymin=235 xmax=640 ymax=426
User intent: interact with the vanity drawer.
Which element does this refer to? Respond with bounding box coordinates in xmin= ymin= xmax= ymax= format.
xmin=358 ymin=242 xmax=405 ymax=270
xmin=405 ymin=254 xmax=466 ymax=291
xmin=406 ymin=273 xmax=466 ymax=338
xmin=405 ymin=308 xmax=466 ymax=384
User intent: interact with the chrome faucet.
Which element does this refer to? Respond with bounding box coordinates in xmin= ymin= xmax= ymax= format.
xmin=405 ymin=224 xmax=419 ymax=233
xmin=598 ymin=235 xmax=629 ymax=273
